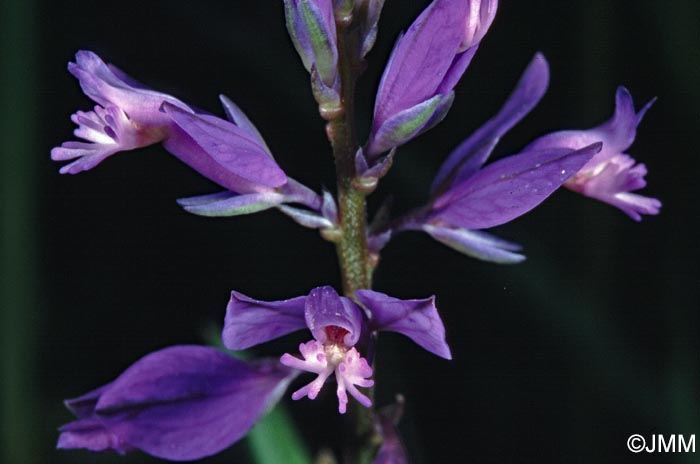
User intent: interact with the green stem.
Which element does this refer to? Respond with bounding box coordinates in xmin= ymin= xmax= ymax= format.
xmin=329 ymin=16 xmax=371 ymax=296
xmin=325 ymin=11 xmax=380 ymax=464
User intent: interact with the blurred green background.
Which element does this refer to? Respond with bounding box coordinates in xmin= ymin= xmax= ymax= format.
xmin=2 ymin=0 xmax=698 ymax=463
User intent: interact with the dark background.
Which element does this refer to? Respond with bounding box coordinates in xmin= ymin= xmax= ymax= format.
xmin=2 ymin=1 xmax=699 ymax=463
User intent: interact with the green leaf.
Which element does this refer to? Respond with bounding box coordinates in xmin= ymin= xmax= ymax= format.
xmin=248 ymin=403 xmax=312 ymax=464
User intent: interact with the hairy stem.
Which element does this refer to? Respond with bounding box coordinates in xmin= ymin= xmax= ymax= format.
xmin=325 ymin=10 xmax=380 ymax=464
xmin=329 ymin=16 xmax=371 ymax=296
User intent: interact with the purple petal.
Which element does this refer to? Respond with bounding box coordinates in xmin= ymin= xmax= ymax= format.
xmin=356 ymin=148 xmax=396 ymax=182
xmin=459 ymin=0 xmax=498 ymax=50
xmin=305 ymin=286 xmax=364 ymax=347
xmin=58 ymin=418 xmax=132 ymax=455
xmin=69 ymin=50 xmax=190 ymax=127
xmin=432 ymin=143 xmax=602 ymax=230
xmin=432 ymin=53 xmax=550 ymax=194
xmin=521 ymin=87 xmax=660 ymax=220
xmin=59 ymin=346 xmax=296 ymax=461
xmin=52 ymin=104 xmax=167 ymax=174
xmin=373 ymin=0 xmax=468 ymax=125
xmin=321 ymin=189 xmax=339 ymax=223
xmin=64 ymin=384 xmax=112 ymax=419
xmin=107 ymin=63 xmax=149 ymax=89
xmin=223 ymin=292 xmax=307 ymax=350
xmin=423 ymin=224 xmax=525 ymax=264
xmin=524 ymin=87 xmax=655 ymax=171
xmin=596 ymin=86 xmax=653 ymax=153
xmin=359 ymin=0 xmax=386 ymax=57
xmin=162 ymin=103 xmax=287 ymax=193
xmin=609 ymin=192 xmax=661 ymax=221
xmin=436 ymin=44 xmax=478 ymax=95
xmin=219 ymin=94 xmax=272 ymax=155
xmin=281 ymin=178 xmax=324 ymax=210
xmin=568 ymin=154 xmax=661 ymax=221
xmin=356 ymin=290 xmax=451 ymax=360
xmin=175 ymin=190 xmax=235 ymax=206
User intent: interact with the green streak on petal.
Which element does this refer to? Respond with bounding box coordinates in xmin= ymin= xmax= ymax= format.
xmin=300 ymin=0 xmax=336 ymax=85
xmin=284 ymin=0 xmax=313 ymax=71
xmin=387 ymin=97 xmax=440 ymax=142
xmin=185 ymin=200 xmax=280 ymax=217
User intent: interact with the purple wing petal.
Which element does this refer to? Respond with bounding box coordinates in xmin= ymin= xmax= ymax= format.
xmin=60 ymin=346 xmax=296 ymax=461
xmin=432 ymin=53 xmax=550 ymax=194
xmin=356 ymin=290 xmax=451 ymax=360
xmin=423 ymin=224 xmax=525 ymax=264
xmin=219 ymin=94 xmax=272 ymax=156
xmin=223 ymin=292 xmax=307 ymax=350
xmin=373 ymin=0 xmax=468 ymax=124
xmin=432 ymin=143 xmax=602 ymax=230
xmin=305 ymin=286 xmax=365 ymax=347
xmin=436 ymin=44 xmax=478 ymax=95
xmin=162 ymin=103 xmax=287 ymax=193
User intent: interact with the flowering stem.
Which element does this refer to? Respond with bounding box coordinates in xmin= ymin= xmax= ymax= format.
xmin=328 ymin=16 xmax=371 ymax=296
xmin=325 ymin=10 xmax=379 ymax=464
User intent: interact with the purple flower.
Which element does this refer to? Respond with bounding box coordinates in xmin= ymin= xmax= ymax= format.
xmin=51 ymin=51 xmax=285 ymax=192
xmin=524 ymin=87 xmax=661 ymax=220
xmin=365 ymin=0 xmax=497 ymax=157
xmin=57 ymin=346 xmax=297 ymax=461
xmin=369 ymin=54 xmax=600 ymax=263
xmin=223 ymin=286 xmax=451 ymax=413
xmin=52 ymin=51 xmax=324 ymax=216
xmin=421 ymin=142 xmax=602 ymax=262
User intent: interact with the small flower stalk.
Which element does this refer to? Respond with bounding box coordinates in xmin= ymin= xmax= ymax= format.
xmin=53 ymin=1 xmax=661 ymax=463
